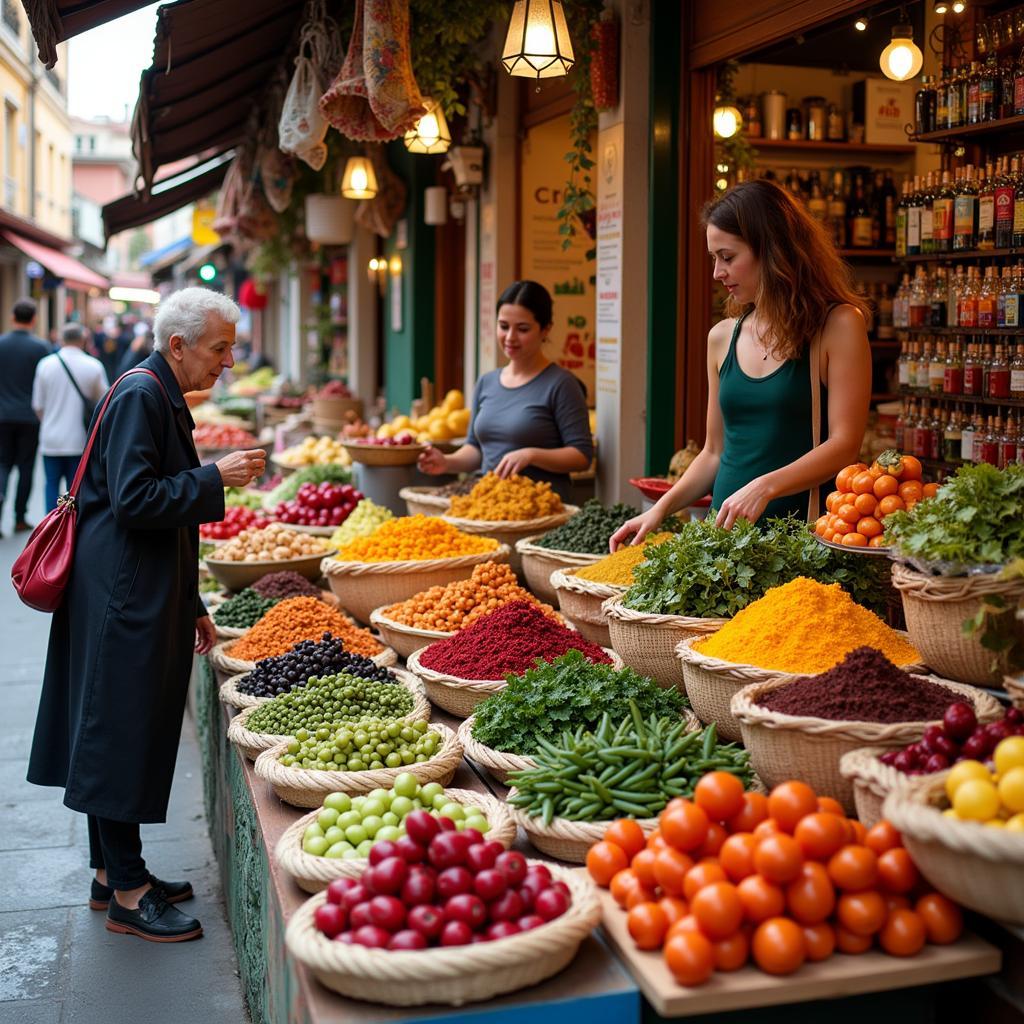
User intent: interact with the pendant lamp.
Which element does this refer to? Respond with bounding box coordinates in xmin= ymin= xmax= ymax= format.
xmin=404 ymin=101 xmax=452 ymax=154
xmin=341 ymin=156 xmax=378 ymax=199
xmin=502 ymin=0 xmax=575 ymax=79
xmin=879 ymin=21 xmax=924 ymax=81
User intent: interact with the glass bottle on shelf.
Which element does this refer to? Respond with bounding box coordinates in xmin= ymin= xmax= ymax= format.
xmin=895 ymin=401 xmax=907 ymax=451
xmin=944 ymin=338 xmax=964 ymax=395
xmin=995 ymin=157 xmax=1016 ymax=249
xmin=998 ymin=265 xmax=1013 ymax=327
xmin=916 ymin=76 xmax=936 ymax=134
xmin=1002 ymin=413 xmax=1019 ymax=469
xmin=849 ymin=173 xmax=873 ymax=248
xmin=1001 ymin=54 xmax=1017 ymax=120
xmin=920 ymin=172 xmax=935 ymax=255
xmin=1006 ymin=264 xmax=1023 ymax=328
xmin=1015 ymin=48 xmax=1024 ymax=116
xmin=967 ymin=61 xmax=982 ymax=124
xmin=978 ymin=162 xmax=996 ymax=250
xmin=929 ymin=340 xmax=947 ymax=394
xmin=930 ymin=266 xmax=948 ymax=326
xmin=950 ymin=64 xmax=966 ymax=127
xmin=808 ymin=175 xmax=828 ymax=223
xmin=964 ymin=342 xmax=983 ymax=397
xmin=1011 ymin=340 xmax=1024 ymax=398
xmin=972 ymin=408 xmax=988 ymax=463
xmin=978 ymin=265 xmax=997 ymax=328
xmin=914 ymin=339 xmax=930 ymax=391
xmin=1014 ymin=163 xmax=1024 ymax=248
xmin=893 ymin=272 xmax=910 ymax=328
xmin=953 ymin=165 xmax=977 ymax=251
xmin=932 ymin=169 xmax=954 ymax=253
xmin=911 ymin=401 xmax=926 ymax=458
xmin=980 ymin=341 xmax=995 ymax=398
xmin=907 ymin=340 xmax=921 ymax=389
xmin=931 ymin=403 xmax=946 ymax=461
xmin=958 ymin=266 xmax=979 ymax=327
xmin=936 ymin=69 xmax=951 ymax=128
xmin=877 ymin=284 xmax=894 ymax=340
xmin=906 ymin=175 xmax=922 ymax=256
xmin=944 ymin=406 xmax=963 ymax=463
xmin=980 ymin=415 xmax=1001 ymax=466
xmin=881 ymin=171 xmax=898 ymax=248
xmin=980 ymin=54 xmax=998 ymax=122
xmin=948 ymin=265 xmax=964 ymax=327
xmin=961 ymin=404 xmax=978 ymax=462
xmin=895 ymin=179 xmax=909 ymax=257
xmin=909 ymin=268 xmax=930 ymax=327
xmin=828 ymin=171 xmax=847 ymax=249
xmin=898 ymin=338 xmax=911 ymax=389
xmin=990 ymin=343 xmax=1011 ymax=399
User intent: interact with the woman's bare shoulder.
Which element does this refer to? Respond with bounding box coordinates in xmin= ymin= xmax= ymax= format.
xmin=708 ymin=317 xmax=735 ymax=349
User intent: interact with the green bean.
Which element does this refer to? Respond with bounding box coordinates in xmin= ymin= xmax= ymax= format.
xmin=702 ymin=724 xmax=718 ymax=760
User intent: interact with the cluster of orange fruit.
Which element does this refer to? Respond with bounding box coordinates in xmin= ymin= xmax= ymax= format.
xmin=815 ymin=451 xmax=938 ymax=548
xmin=586 ymin=774 xmax=964 ymax=987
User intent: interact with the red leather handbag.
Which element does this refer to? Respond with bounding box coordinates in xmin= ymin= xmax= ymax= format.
xmin=11 ymin=368 xmax=166 ymax=612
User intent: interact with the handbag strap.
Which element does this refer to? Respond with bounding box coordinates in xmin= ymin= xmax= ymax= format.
xmin=69 ymin=368 xmax=170 ymax=498
xmin=56 ymin=352 xmax=90 ymax=408
xmin=806 ymin=333 xmax=822 ymax=523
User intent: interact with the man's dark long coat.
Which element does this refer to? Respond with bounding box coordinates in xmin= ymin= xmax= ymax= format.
xmin=27 ymin=352 xmax=224 ymax=822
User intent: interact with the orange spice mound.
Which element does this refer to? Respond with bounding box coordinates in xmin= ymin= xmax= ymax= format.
xmin=228 ymin=596 xmax=383 ymax=661
xmin=381 ymin=562 xmax=559 ymax=632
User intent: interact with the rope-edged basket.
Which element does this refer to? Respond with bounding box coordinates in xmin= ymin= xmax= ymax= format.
xmin=677 ymin=633 xmax=926 ymax=744
xmin=514 ymin=536 xmax=602 ymax=606
xmin=603 ymin=596 xmax=727 ymax=692
xmin=275 ymin=790 xmax=517 ymax=894
xmin=891 ymin=561 xmax=1024 ymax=686
xmin=838 ymin=746 xmax=914 ymax=829
xmin=218 ymin=672 xmax=265 ymax=710
xmin=321 ymin=546 xmax=511 ymax=624
xmin=398 ymin=486 xmax=452 ymax=517
xmin=884 ymin=771 xmax=1024 ymax=925
xmin=1006 ymin=673 xmax=1024 ymax=709
xmin=254 ymin=722 xmax=464 ymax=808
xmin=440 ymin=507 xmax=578 ymax=575
xmin=550 ymin=570 xmax=625 ymax=648
xmin=213 ymin=622 xmax=249 ymax=640
xmin=207 ymin=637 xmax=397 ymax=677
xmin=731 ymin=674 xmax=1003 ymax=815
xmin=226 ymin=669 xmax=431 ymax=761
xmin=406 ymin=646 xmax=625 ymax=720
xmin=285 ymin=862 xmax=601 ymax=1006
xmin=368 ymin=608 xmax=454 ymax=660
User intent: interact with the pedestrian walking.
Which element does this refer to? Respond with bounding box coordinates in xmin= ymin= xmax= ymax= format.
xmin=116 ymin=320 xmax=154 ymax=375
xmin=32 ymin=322 xmax=109 ymax=511
xmin=27 ymin=287 xmax=266 ymax=943
xmin=0 ymin=298 xmax=52 ymax=535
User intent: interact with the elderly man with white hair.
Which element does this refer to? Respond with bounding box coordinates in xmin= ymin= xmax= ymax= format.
xmin=27 ymin=287 xmax=265 ymax=943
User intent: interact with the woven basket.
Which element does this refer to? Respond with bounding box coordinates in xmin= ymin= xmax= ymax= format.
xmin=884 ymin=772 xmax=1024 ymax=925
xmin=603 ymin=596 xmax=727 ymax=692
xmin=368 ymin=608 xmax=453 ymax=660
xmin=838 ymin=746 xmax=913 ymax=829
xmin=218 ymin=672 xmax=264 ymax=710
xmin=550 ymin=570 xmax=625 ymax=648
xmin=1006 ymin=674 xmax=1024 ymax=709
xmin=406 ymin=646 xmax=625 ymax=720
xmin=321 ymin=546 xmax=511 ymax=624
xmin=892 ymin=562 xmax=1024 ymax=686
xmin=207 ymin=638 xmax=397 ymax=676
xmin=254 ymin=721 xmax=464 ymax=808
xmin=285 ymin=861 xmax=601 ymax=1006
xmin=732 ymin=674 xmax=1003 ymax=815
xmin=398 ymin=486 xmax=451 ymax=517
xmin=441 ymin=508 xmax=578 ymax=575
xmin=213 ymin=622 xmax=249 ymax=640
xmin=515 ymin=536 xmax=602 ymax=606
xmin=274 ymin=789 xmax=518 ymax=894
xmin=225 ymin=669 xmax=431 ymax=761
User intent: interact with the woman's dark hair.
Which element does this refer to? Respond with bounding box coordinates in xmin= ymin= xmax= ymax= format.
xmin=496 ymin=280 xmax=553 ymax=329
xmin=701 ymin=179 xmax=870 ymax=360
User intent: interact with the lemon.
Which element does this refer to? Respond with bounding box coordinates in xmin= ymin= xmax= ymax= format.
xmin=995 ymin=736 xmax=1024 ymax=776
xmin=999 ymin=766 xmax=1024 ymax=813
xmin=443 ymin=389 xmax=464 ymax=411
xmin=393 ymin=415 xmax=411 ymax=430
xmin=944 ymin=759 xmax=991 ymax=802
xmin=952 ymin=778 xmax=1001 ymax=821
xmin=1005 ymin=813 xmax=1024 ymax=833
xmin=986 ymin=818 xmax=1007 ymax=828
xmin=942 ymin=808 xmax=960 ymax=819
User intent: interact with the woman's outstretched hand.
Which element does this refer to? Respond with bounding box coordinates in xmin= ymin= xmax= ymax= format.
xmin=417 ymin=445 xmax=448 ymax=475
xmin=609 ymin=508 xmax=663 ymax=551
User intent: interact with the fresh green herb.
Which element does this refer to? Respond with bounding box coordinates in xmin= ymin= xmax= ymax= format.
xmin=471 ymin=650 xmax=685 ymax=756
xmin=534 ymin=499 xmax=639 ymax=554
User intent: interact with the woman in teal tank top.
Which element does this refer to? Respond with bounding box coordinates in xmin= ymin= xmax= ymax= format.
xmin=611 ymin=179 xmax=872 ymax=548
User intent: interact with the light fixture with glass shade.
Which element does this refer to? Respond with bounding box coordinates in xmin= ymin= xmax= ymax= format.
xmin=713 ymin=104 xmax=742 ymax=139
xmin=933 ymin=0 xmax=948 ymax=13
xmin=404 ymin=100 xmax=451 ymax=154
xmin=501 ymin=0 xmax=575 ymax=78
xmin=879 ymin=21 xmax=924 ymax=81
xmin=341 ymin=156 xmax=378 ymax=199
xmin=951 ymin=0 xmax=966 ymax=11
xmin=855 ymin=16 xmax=868 ymax=30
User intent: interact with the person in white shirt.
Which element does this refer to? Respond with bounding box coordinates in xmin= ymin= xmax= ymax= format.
xmin=32 ymin=322 xmax=109 ymax=510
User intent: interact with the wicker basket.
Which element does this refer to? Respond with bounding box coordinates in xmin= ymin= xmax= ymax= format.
xmin=321 ymin=546 xmax=511 ymax=624
xmin=838 ymin=746 xmax=913 ymax=829
xmin=603 ymin=596 xmax=726 ymax=692
xmin=892 ymin=562 xmax=1024 ymax=686
xmin=226 ymin=669 xmax=431 ymax=761
xmin=515 ymin=537 xmax=602 ymax=606
xmin=213 ymin=622 xmax=249 ymax=640
xmin=254 ymin=721 xmax=464 ymax=808
xmin=284 ymin=862 xmax=601 ymax=1006
xmin=884 ymin=772 xmax=1024 ymax=925
xmin=218 ymin=672 xmax=264 ymax=710
xmin=208 ymin=638 xmax=397 ymax=677
xmin=731 ymin=674 xmax=1003 ymax=815
xmin=441 ymin=508 xmax=578 ymax=575
xmin=398 ymin=486 xmax=451 ymax=517
xmin=406 ymin=646 xmax=625 ymax=720
xmin=550 ymin=570 xmax=625 ymax=648
xmin=1006 ymin=673 xmax=1024 ymax=709
xmin=368 ymin=608 xmax=453 ymax=660
xmin=275 ymin=789 xmax=517 ymax=893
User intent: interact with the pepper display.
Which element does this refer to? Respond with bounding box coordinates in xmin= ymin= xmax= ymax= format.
xmin=533 ymin=499 xmax=639 ymax=554
xmin=447 ymin=473 xmax=563 ymax=521
xmin=694 ymin=577 xmax=920 ymax=674
xmin=212 ymin=588 xmax=280 ymax=629
xmin=572 ymin=533 xmax=673 ymax=587
xmin=417 ymin=601 xmax=611 ymax=679
xmin=250 ymin=571 xmax=323 ymax=600
xmin=757 ymin=647 xmax=959 ymax=723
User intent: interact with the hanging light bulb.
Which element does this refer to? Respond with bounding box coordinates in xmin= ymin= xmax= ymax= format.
xmin=879 ymin=21 xmax=924 ymax=81
xmin=855 ymin=16 xmax=869 ymax=30
xmin=713 ymin=104 xmax=742 ymax=139
xmin=501 ymin=0 xmax=575 ymax=78
xmin=341 ymin=156 xmax=378 ymax=199
xmin=951 ymin=0 xmax=966 ymax=11
xmin=404 ymin=100 xmax=452 ymax=154
xmin=933 ymin=0 xmax=948 ymax=13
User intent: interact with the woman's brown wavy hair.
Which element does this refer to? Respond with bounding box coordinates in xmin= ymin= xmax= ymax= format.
xmin=701 ymin=178 xmax=870 ymax=361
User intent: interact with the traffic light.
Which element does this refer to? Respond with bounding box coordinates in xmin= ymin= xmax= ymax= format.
xmin=198 ymin=262 xmax=217 ymax=282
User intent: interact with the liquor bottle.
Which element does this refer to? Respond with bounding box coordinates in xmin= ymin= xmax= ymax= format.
xmin=929 ymin=403 xmax=945 ymax=461
xmin=932 ymin=169 xmax=954 ymax=253
xmin=950 ymin=64 xmax=966 ymax=128
xmin=1011 ymin=340 xmax=1024 ymax=397
xmin=1016 ymin=48 xmax=1024 ymax=116
xmin=930 ymin=266 xmax=948 ymax=326
xmin=972 ymin=408 xmax=987 ymax=463
xmin=944 ymin=338 xmax=964 ymax=395
xmin=990 ymin=343 xmax=1011 ymax=398
xmin=916 ymin=75 xmax=936 ymax=134
xmin=909 ymin=267 xmax=930 ymax=327
xmin=978 ymin=162 xmax=996 ymax=249
xmin=937 ymin=69 xmax=951 ymax=128
xmin=964 ymin=341 xmax=983 ymax=396
xmin=980 ymin=415 xmax=1000 ymax=465
xmin=944 ymin=406 xmax=963 ymax=463
xmin=881 ymin=171 xmax=898 ymax=248
xmin=978 ymin=265 xmax=997 ymax=328
xmin=849 ymin=173 xmax=873 ymax=248
xmin=948 ymin=265 xmax=964 ymax=327
xmin=953 ymin=164 xmax=978 ymax=251
xmin=907 ymin=340 xmax=921 ymax=389
xmin=906 ymin=176 xmax=922 ymax=256
xmin=967 ymin=61 xmax=982 ymax=124
xmin=980 ymin=54 xmax=998 ymax=122
xmin=1002 ymin=54 xmax=1017 ymax=120
xmin=1002 ymin=413 xmax=1019 ymax=468
xmin=898 ymin=338 xmax=911 ymax=389
xmin=958 ymin=265 xmax=979 ymax=326
xmin=995 ymin=156 xmax=1017 ymax=248
xmin=895 ymin=401 xmax=907 ymax=451
xmin=912 ymin=401 xmax=927 ymax=458
xmin=827 ymin=171 xmax=847 ymax=248
xmin=893 ymin=272 xmax=910 ymax=328
xmin=919 ymin=172 xmax=935 ymax=255
xmin=808 ymin=175 xmax=828 ymax=223
xmin=961 ymin=404 xmax=977 ymax=461
xmin=929 ymin=340 xmax=946 ymax=393
xmin=998 ymin=264 xmax=1013 ymax=327
xmin=1007 ymin=263 xmax=1023 ymax=328
xmin=877 ymin=284 xmax=894 ymax=340
xmin=895 ymin=179 xmax=909 ymax=257
xmin=1014 ymin=161 xmax=1024 ymax=247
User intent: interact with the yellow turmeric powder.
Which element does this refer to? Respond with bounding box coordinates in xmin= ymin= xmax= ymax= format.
xmin=694 ymin=576 xmax=920 ymax=674
xmin=573 ymin=533 xmax=673 ymax=587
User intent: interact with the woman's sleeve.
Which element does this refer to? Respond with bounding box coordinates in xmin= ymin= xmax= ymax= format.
xmin=551 ymin=374 xmax=594 ymax=461
xmin=464 ymin=377 xmax=484 ymax=451
xmin=102 ymin=387 xmax=225 ymax=530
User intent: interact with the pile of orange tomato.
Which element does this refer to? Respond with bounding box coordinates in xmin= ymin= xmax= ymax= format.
xmin=586 ymin=773 xmax=964 ymax=987
xmin=815 ymin=451 xmax=938 ymax=548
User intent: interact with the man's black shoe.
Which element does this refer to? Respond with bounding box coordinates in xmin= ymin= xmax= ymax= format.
xmin=106 ymin=890 xmax=202 ymax=942
xmin=13 ymin=520 xmax=32 ymax=533
xmin=90 ymin=874 xmax=194 ymax=911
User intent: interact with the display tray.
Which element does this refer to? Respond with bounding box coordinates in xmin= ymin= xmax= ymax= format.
xmin=272 ymin=521 xmax=337 ymax=536
xmin=628 ymin=476 xmax=672 ymax=500
xmin=814 ymin=533 xmax=894 ymax=556
xmin=597 ymin=888 xmax=1000 ymax=1018
xmin=342 ymin=441 xmax=426 ymax=467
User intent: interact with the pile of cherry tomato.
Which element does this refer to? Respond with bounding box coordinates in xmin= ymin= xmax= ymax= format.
xmin=193 ymin=422 xmax=259 ymax=449
xmin=586 ymin=773 xmax=964 ymax=987
xmin=200 ymin=505 xmax=271 ymax=541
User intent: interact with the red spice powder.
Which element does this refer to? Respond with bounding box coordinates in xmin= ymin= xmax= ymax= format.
xmin=418 ymin=600 xmax=612 ymax=680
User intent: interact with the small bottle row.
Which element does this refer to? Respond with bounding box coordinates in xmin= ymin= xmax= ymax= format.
xmin=897 ymin=337 xmax=1024 ymax=400
xmin=896 ymin=400 xmax=1023 ymax=469
xmin=893 ymin=264 xmax=1024 ymax=330
xmin=914 ymin=54 xmax=1022 ymax=135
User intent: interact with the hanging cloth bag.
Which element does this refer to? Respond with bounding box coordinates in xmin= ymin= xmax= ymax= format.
xmin=279 ymin=5 xmax=331 ymax=170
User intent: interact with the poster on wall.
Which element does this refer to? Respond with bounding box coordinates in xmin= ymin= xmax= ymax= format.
xmin=596 ymin=121 xmax=623 ymax=401
xmin=519 ymin=114 xmax=596 ymax=404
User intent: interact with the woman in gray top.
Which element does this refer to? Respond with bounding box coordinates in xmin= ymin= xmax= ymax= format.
xmin=418 ymin=281 xmax=593 ymax=500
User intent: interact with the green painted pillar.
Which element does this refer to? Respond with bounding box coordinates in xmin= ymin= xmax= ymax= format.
xmin=384 ymin=143 xmax=436 ymax=412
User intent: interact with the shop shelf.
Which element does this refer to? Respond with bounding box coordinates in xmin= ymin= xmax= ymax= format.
xmin=898 ymin=387 xmax=1024 ymax=410
xmin=749 ymin=138 xmax=916 ymax=155
xmin=899 ymin=247 xmax=1023 ymax=262
xmin=911 ymin=113 xmax=1024 ymax=144
xmin=901 ymin=326 xmax=1024 ymax=335
xmin=839 ymin=248 xmax=900 ymax=259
